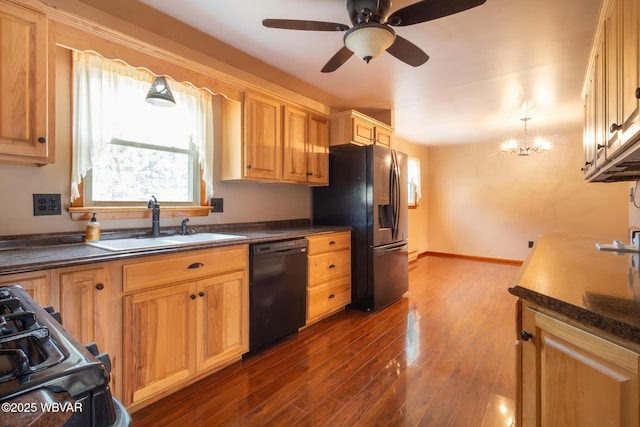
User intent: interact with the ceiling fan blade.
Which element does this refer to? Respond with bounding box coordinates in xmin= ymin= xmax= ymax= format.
xmin=386 ymin=35 xmax=429 ymax=66
xmin=387 ymin=0 xmax=486 ymax=26
xmin=321 ymin=46 xmax=354 ymax=73
xmin=263 ymin=19 xmax=349 ymax=31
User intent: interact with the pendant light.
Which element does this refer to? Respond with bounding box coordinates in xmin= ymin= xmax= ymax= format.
xmin=145 ymin=76 xmax=176 ymax=106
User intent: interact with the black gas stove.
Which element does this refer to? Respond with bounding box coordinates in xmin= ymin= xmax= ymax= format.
xmin=0 ymin=285 xmax=130 ymax=427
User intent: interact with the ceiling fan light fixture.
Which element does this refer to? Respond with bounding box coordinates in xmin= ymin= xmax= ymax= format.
xmin=146 ymin=76 xmax=176 ymax=106
xmin=344 ymin=23 xmax=395 ymax=63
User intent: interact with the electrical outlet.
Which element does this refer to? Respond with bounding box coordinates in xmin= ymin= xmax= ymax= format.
xmin=33 ymin=194 xmax=62 ymax=216
xmin=210 ymin=198 xmax=223 ymax=213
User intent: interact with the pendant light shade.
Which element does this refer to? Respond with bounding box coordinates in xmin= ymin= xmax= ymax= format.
xmin=145 ymin=76 xmax=176 ymax=106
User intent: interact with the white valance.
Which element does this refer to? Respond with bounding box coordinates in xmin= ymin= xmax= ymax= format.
xmin=70 ymin=51 xmax=214 ymax=202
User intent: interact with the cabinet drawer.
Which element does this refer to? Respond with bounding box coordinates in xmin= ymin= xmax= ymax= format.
xmin=307 ymin=277 xmax=351 ymax=321
xmin=123 ymin=245 xmax=247 ymax=292
xmin=307 ymin=231 xmax=351 ymax=255
xmin=308 ymin=249 xmax=350 ymax=288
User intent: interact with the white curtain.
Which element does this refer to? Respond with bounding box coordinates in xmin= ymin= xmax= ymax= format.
xmin=71 ymin=51 xmax=214 ymax=202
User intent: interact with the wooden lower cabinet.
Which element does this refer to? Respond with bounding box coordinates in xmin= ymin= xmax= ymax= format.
xmin=517 ymin=300 xmax=640 ymax=426
xmin=50 ymin=264 xmax=122 ymax=401
xmin=0 ymin=271 xmax=50 ymax=306
xmin=121 ymin=245 xmax=249 ymax=410
xmin=306 ymin=231 xmax=351 ymax=325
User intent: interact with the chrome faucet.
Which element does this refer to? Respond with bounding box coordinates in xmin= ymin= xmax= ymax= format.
xmin=147 ymin=196 xmax=160 ymax=236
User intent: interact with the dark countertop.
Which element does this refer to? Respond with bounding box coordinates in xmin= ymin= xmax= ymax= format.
xmin=0 ymin=220 xmax=351 ymax=275
xmin=508 ymin=233 xmax=640 ymax=345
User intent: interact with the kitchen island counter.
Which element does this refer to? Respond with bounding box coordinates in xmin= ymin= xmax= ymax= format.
xmin=509 ymin=233 xmax=640 ymax=344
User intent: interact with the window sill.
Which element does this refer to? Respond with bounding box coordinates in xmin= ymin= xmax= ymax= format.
xmin=68 ymin=206 xmax=212 ymax=221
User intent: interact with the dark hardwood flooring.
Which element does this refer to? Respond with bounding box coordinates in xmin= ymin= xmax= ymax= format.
xmin=131 ymin=255 xmax=520 ymax=426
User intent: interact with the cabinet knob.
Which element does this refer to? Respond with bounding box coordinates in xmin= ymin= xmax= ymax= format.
xmin=199 ymin=291 xmax=205 ymax=297
xmin=190 ymin=294 xmax=197 ymax=300
xmin=95 ymin=283 xmax=104 ymax=291
xmin=610 ymin=123 xmax=623 ymax=133
xmin=520 ymin=330 xmax=533 ymax=341
xmin=246 ymin=164 xmax=252 ymax=169
xmin=636 ymin=87 xmax=640 ymax=99
xmin=37 ymin=137 xmax=46 ymax=144
xmin=188 ymin=262 xmax=204 ymax=269
xmin=597 ymin=144 xmax=605 ymax=150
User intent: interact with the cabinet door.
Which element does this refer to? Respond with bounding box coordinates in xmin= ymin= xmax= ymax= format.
xmin=621 ymin=0 xmax=639 ymax=138
xmin=195 ymin=270 xmax=248 ymax=372
xmin=243 ymin=92 xmax=281 ymax=180
xmin=123 ymin=283 xmax=196 ymax=405
xmin=282 ymin=105 xmax=308 ymax=183
xmin=351 ymin=116 xmax=375 ymax=145
xmin=0 ymin=271 xmax=49 ymax=306
xmin=521 ymin=307 xmax=640 ymax=427
xmin=605 ymin=0 xmax=622 ymax=158
xmin=0 ymin=2 xmax=52 ymax=162
xmin=375 ymin=126 xmax=393 ymax=147
xmin=307 ymin=114 xmax=329 ymax=185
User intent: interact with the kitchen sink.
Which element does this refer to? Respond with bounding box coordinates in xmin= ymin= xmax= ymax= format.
xmin=86 ymin=233 xmax=247 ymax=252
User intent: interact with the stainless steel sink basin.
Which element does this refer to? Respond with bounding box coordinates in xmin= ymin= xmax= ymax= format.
xmin=85 ymin=233 xmax=247 ymax=252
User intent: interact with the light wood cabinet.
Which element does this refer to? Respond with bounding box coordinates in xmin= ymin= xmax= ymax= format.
xmin=306 ymin=231 xmax=351 ymax=325
xmin=0 ymin=1 xmax=54 ymax=165
xmin=282 ymin=105 xmax=329 ymax=185
xmin=0 ymin=270 xmax=50 ymax=306
xmin=517 ymin=300 xmax=640 ymax=426
xmin=121 ymin=245 xmax=248 ymax=409
xmin=221 ymin=91 xmax=281 ymax=181
xmin=50 ymin=264 xmax=121 ymax=400
xmin=582 ymin=0 xmax=640 ymax=181
xmin=330 ymin=110 xmax=394 ymax=147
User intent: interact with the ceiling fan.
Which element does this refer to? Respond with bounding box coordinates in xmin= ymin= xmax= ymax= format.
xmin=263 ymin=0 xmax=487 ymax=73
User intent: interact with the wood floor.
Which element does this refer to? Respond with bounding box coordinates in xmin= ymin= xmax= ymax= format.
xmin=131 ymin=255 xmax=520 ymax=426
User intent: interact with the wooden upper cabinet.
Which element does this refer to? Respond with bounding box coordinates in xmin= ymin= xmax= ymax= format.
xmin=307 ymin=114 xmax=329 ymax=185
xmin=242 ymin=91 xmax=281 ymax=180
xmin=282 ymin=105 xmax=308 ymax=183
xmin=330 ymin=110 xmax=394 ymax=147
xmin=282 ymin=105 xmax=329 ymax=185
xmin=0 ymin=2 xmax=54 ymax=164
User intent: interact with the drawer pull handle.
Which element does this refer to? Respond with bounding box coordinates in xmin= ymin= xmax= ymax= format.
xmin=329 ymin=240 xmax=336 ymax=245
xmin=95 ymin=283 xmax=104 ymax=291
xmin=328 ymin=264 xmax=336 ymax=269
xmin=188 ymin=262 xmax=204 ymax=269
xmin=328 ymin=293 xmax=335 ymax=299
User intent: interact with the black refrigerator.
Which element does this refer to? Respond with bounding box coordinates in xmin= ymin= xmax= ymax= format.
xmin=313 ymin=144 xmax=409 ymax=311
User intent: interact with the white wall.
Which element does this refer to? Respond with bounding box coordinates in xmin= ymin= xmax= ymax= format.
xmin=427 ymin=131 xmax=629 ymax=261
xmin=0 ymin=47 xmax=311 ymax=237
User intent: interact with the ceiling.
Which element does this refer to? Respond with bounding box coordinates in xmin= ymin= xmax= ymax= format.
xmin=135 ymin=0 xmax=601 ymax=146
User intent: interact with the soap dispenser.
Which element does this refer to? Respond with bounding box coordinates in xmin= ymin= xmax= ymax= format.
xmin=85 ymin=212 xmax=100 ymax=242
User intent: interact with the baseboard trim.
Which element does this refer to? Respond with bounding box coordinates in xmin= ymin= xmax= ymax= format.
xmin=421 ymin=251 xmax=523 ymax=266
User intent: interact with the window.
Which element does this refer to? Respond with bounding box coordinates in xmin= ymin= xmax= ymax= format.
xmin=69 ymin=51 xmax=214 ymax=218
xmin=407 ymin=156 xmax=422 ymax=208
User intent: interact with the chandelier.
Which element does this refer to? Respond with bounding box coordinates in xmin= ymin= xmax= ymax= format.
xmin=501 ymin=117 xmax=551 ymax=156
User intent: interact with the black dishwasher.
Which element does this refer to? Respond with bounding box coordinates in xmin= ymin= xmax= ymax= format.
xmin=248 ymin=238 xmax=308 ymax=353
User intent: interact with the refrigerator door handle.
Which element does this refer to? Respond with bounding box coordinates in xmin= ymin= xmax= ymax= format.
xmin=375 ymin=240 xmax=408 ymax=252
